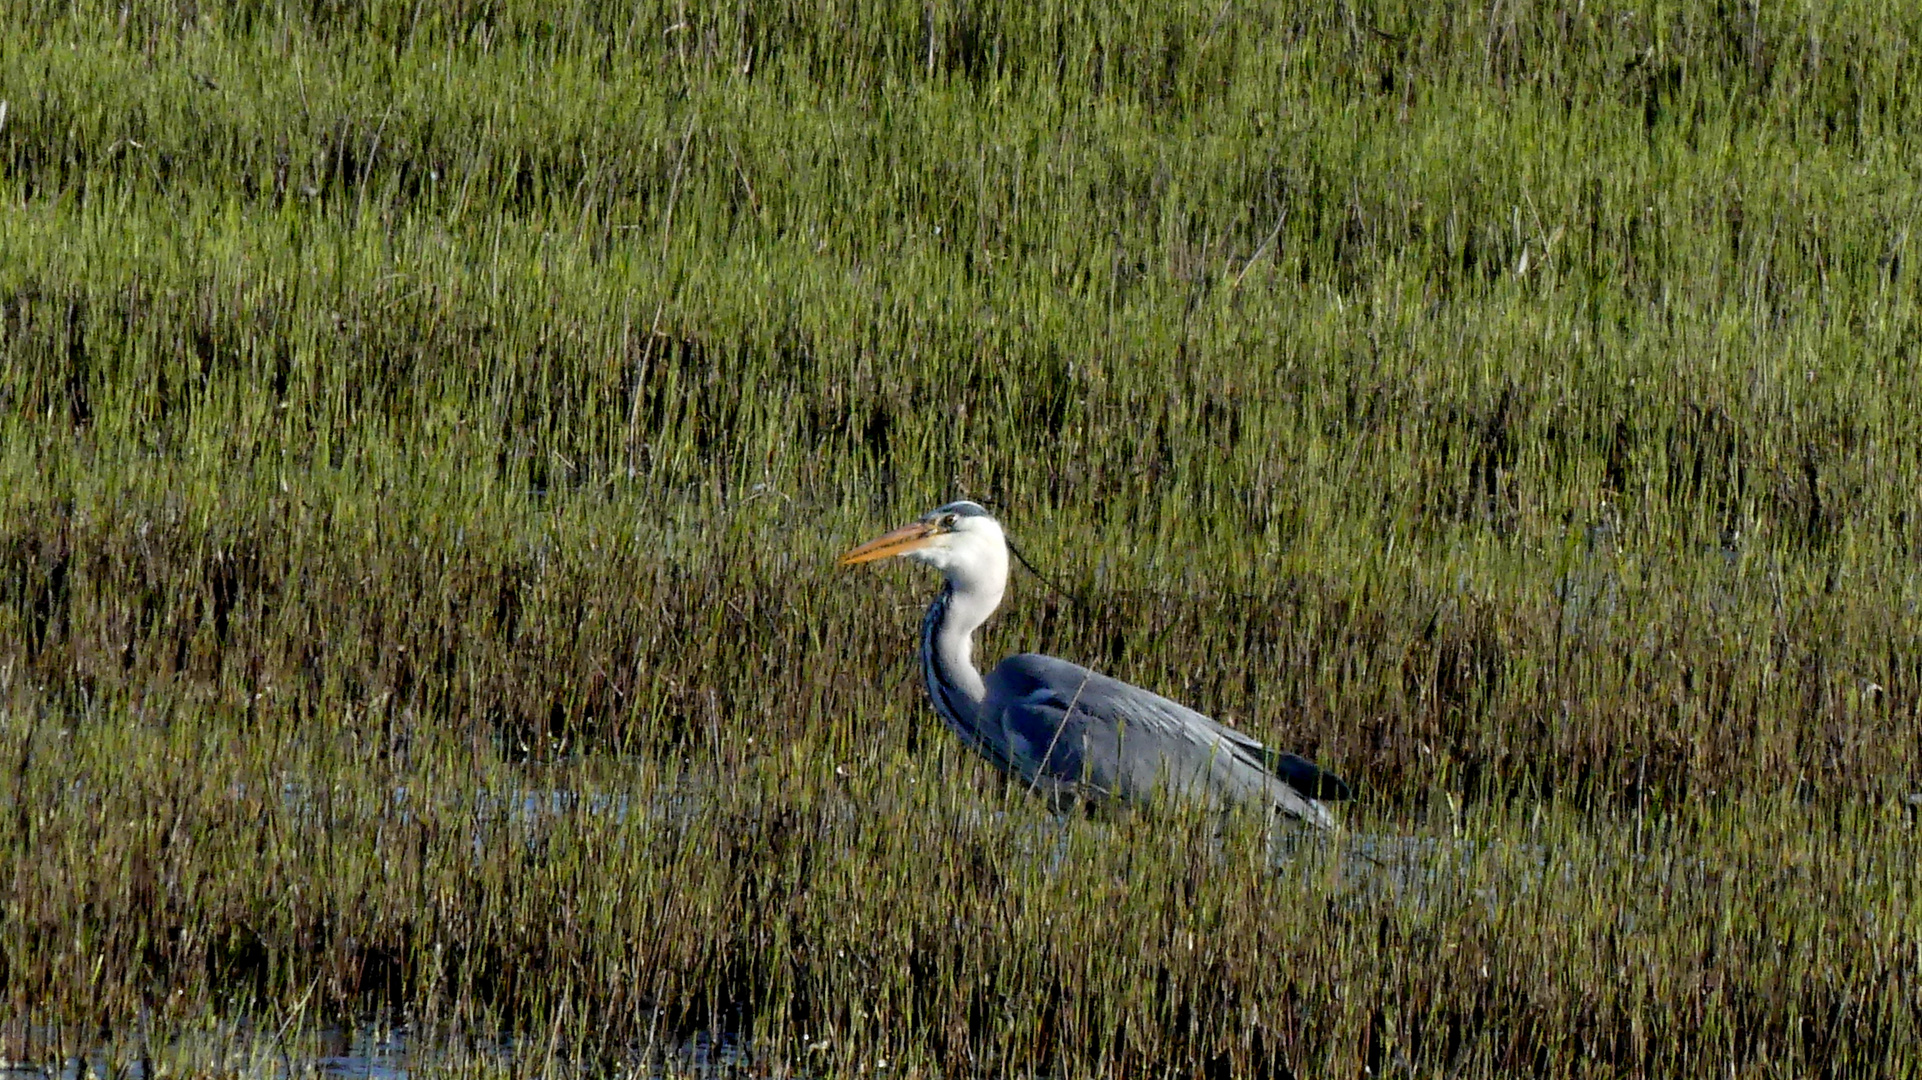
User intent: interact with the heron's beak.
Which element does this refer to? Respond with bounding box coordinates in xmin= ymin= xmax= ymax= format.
xmin=839 ymin=521 xmax=940 ymax=565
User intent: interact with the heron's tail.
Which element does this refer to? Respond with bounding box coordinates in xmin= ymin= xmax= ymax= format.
xmin=1263 ymin=750 xmax=1354 ymax=802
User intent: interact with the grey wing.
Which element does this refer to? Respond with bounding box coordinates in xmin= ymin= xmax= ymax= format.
xmin=982 ymin=653 xmax=1341 ymax=828
xmin=1199 ymin=718 xmax=1355 ymax=802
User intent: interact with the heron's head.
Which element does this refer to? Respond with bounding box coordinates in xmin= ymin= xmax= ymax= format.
xmin=839 ymin=501 xmax=1009 ymax=590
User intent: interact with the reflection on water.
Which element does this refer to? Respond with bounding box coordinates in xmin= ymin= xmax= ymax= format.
xmin=0 ymin=1019 xmax=753 ymax=1079
xmin=10 ymin=764 xmax=1708 ymax=1080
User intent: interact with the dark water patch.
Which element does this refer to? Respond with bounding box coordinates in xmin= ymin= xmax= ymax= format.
xmin=0 ymin=1016 xmax=761 ymax=1080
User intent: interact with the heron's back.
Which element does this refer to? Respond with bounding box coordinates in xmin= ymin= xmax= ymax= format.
xmin=981 ymin=652 xmax=1340 ymax=827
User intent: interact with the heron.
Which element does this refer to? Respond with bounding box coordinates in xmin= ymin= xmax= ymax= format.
xmin=840 ymin=500 xmax=1352 ymax=829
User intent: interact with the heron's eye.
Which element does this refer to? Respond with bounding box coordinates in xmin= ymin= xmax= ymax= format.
xmin=939 ymin=513 xmax=957 ymax=529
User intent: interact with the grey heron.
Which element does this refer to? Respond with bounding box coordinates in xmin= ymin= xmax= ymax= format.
xmin=841 ymin=500 xmax=1352 ymax=829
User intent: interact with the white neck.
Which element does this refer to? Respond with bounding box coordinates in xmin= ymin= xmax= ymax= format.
xmin=913 ymin=521 xmax=1009 ymax=731
xmin=925 ymin=572 xmax=1003 ymax=705
xmin=905 ymin=514 xmax=1011 ymax=736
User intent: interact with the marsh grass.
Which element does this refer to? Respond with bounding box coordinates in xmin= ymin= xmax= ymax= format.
xmin=5 ymin=0 xmax=1922 ymax=1074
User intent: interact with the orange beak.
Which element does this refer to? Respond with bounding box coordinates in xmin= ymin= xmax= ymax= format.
xmin=839 ymin=521 xmax=940 ymax=565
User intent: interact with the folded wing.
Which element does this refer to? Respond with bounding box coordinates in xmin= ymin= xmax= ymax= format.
xmin=982 ymin=652 xmax=1347 ymax=828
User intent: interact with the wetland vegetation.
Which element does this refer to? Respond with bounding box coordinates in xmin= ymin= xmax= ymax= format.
xmin=4 ymin=0 xmax=1922 ymax=1074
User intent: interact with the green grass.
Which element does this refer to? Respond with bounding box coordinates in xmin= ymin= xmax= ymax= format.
xmin=4 ymin=0 xmax=1922 ymax=1074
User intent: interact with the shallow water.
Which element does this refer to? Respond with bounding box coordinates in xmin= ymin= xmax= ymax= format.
xmin=4 ymin=793 xmax=1754 ymax=1080
xmin=0 ymin=1019 xmax=755 ymax=1080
